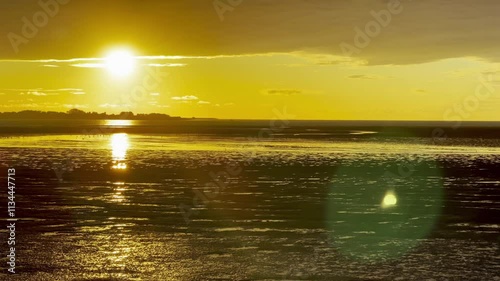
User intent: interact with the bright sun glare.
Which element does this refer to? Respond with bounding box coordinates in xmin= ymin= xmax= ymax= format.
xmin=104 ymin=49 xmax=136 ymax=77
xmin=382 ymin=191 xmax=398 ymax=208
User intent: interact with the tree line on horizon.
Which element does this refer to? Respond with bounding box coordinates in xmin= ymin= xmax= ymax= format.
xmin=0 ymin=109 xmax=184 ymax=120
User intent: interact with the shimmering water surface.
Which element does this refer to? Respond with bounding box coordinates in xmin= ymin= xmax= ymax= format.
xmin=0 ymin=130 xmax=499 ymax=280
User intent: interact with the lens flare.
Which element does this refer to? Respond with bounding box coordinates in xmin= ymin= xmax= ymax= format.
xmin=382 ymin=191 xmax=398 ymax=208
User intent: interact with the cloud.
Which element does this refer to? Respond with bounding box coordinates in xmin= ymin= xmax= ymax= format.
xmin=197 ymin=100 xmax=211 ymax=105
xmin=171 ymin=95 xmax=199 ymax=101
xmin=347 ymin=75 xmax=384 ymax=80
xmin=304 ymin=54 xmax=366 ymax=66
xmin=76 ymin=60 xmax=178 ymax=69
xmin=0 ymin=57 xmax=189 ymax=69
xmin=99 ymin=103 xmax=130 ymax=108
xmin=147 ymin=63 xmax=186 ymax=67
xmin=413 ymin=89 xmax=428 ymax=94
xmin=0 ymin=103 xmax=40 ymax=108
xmin=1 ymin=88 xmax=85 ymax=95
xmin=263 ymin=89 xmax=302 ymax=96
xmin=64 ymin=104 xmax=89 ymax=109
xmin=2 ymin=1 xmax=500 ymax=65
xmin=0 ymin=102 xmax=62 ymax=109
xmin=21 ymin=91 xmax=48 ymax=96
xmin=71 ymin=63 xmax=104 ymax=68
xmin=30 ymin=91 xmax=48 ymax=96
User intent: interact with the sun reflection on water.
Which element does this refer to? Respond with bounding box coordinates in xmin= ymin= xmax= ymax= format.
xmin=111 ymin=182 xmax=127 ymax=203
xmin=106 ymin=120 xmax=133 ymax=127
xmin=100 ymin=226 xmax=136 ymax=271
xmin=111 ymin=133 xmax=129 ymax=170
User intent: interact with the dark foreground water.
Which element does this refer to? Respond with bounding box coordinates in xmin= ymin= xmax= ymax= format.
xmin=0 ymin=127 xmax=499 ymax=280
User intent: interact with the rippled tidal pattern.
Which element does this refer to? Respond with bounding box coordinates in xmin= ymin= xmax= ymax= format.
xmin=0 ymin=134 xmax=499 ymax=280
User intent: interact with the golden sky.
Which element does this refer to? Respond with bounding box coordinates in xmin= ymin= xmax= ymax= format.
xmin=1 ymin=0 xmax=500 ymax=120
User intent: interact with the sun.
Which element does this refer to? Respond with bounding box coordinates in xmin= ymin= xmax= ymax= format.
xmin=104 ymin=49 xmax=136 ymax=77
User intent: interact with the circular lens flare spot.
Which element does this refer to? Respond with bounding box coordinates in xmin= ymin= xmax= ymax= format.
xmin=382 ymin=191 xmax=398 ymax=208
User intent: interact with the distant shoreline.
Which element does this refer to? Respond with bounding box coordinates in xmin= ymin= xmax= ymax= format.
xmin=0 ymin=109 xmax=201 ymax=121
xmin=0 ymin=119 xmax=499 ymax=139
